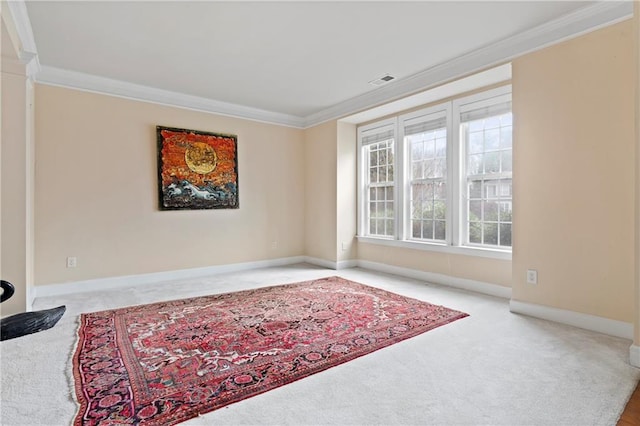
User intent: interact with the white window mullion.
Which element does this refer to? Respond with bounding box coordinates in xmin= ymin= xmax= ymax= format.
xmin=445 ymin=102 xmax=457 ymax=246
xmin=395 ymin=118 xmax=404 ymax=241
xmin=451 ymin=102 xmax=463 ymax=247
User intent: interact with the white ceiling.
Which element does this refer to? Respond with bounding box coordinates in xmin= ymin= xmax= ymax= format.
xmin=20 ymin=1 xmax=626 ymax=126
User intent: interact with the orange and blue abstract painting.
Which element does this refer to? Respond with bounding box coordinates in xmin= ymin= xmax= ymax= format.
xmin=156 ymin=126 xmax=238 ymax=210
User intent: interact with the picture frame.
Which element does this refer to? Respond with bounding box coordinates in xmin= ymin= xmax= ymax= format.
xmin=156 ymin=126 xmax=239 ymax=210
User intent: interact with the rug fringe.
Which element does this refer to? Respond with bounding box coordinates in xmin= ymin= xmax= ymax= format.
xmin=67 ymin=315 xmax=82 ymax=421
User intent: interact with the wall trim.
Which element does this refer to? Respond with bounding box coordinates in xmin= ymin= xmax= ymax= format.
xmin=36 ymin=66 xmax=306 ymax=129
xmin=23 ymin=2 xmax=631 ymax=129
xmin=357 ymin=259 xmax=512 ymax=299
xmin=34 ymin=256 xmax=306 ymax=298
xmin=4 ymin=0 xmax=41 ymax=78
xmin=510 ymin=299 xmax=633 ymax=340
xmin=303 ymin=1 xmax=632 ymax=127
xmin=337 ymin=259 xmax=359 ymax=270
xmin=303 ymin=256 xmax=339 ymax=270
xmin=631 ymin=345 xmax=640 ymax=368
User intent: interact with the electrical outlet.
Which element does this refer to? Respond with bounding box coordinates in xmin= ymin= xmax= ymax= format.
xmin=341 ymin=242 xmax=348 ymax=251
xmin=271 ymin=241 xmax=278 ymax=250
xmin=526 ymin=269 xmax=537 ymax=284
xmin=67 ymin=257 xmax=77 ymax=268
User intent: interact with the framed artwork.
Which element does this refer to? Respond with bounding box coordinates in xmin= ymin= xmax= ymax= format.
xmin=156 ymin=126 xmax=238 ymax=210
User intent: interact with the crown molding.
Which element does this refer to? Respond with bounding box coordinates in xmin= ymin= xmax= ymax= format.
xmin=302 ymin=1 xmax=633 ymax=128
xmin=5 ymin=0 xmax=41 ymax=78
xmin=36 ymin=66 xmax=306 ymax=128
xmin=26 ymin=1 xmax=633 ymax=129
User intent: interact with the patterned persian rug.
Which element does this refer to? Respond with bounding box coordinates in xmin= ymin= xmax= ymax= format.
xmin=72 ymin=276 xmax=468 ymax=425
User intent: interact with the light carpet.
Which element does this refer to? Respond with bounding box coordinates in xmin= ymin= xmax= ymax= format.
xmin=1 ymin=264 xmax=638 ymax=425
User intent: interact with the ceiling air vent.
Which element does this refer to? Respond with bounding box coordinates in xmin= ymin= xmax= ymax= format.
xmin=368 ymin=74 xmax=395 ymax=86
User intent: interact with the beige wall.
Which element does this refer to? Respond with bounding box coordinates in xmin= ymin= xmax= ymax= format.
xmin=1 ymin=11 xmax=34 ymax=316
xmin=34 ymin=85 xmax=305 ymax=286
xmin=304 ymin=120 xmax=337 ymax=262
xmin=336 ymin=121 xmax=357 ymax=262
xmin=358 ymin=244 xmax=511 ymax=286
xmin=635 ymin=3 xmax=640 ymax=345
xmin=512 ymin=21 xmax=635 ymax=323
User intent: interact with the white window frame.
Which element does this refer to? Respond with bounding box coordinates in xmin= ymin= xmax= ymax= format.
xmin=453 ymin=86 xmax=512 ymax=250
xmin=356 ymin=85 xmax=512 ymax=260
xmin=399 ymin=103 xmax=452 ymax=245
xmin=357 ymin=118 xmax=398 ymax=240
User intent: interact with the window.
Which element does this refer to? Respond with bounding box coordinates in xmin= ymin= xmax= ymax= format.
xmin=402 ymin=105 xmax=450 ymax=243
xmin=357 ymin=86 xmax=512 ymax=257
xmin=359 ymin=120 xmax=396 ymax=237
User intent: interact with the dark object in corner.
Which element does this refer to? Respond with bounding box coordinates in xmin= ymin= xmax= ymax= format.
xmin=1 ymin=280 xmax=15 ymax=303
xmin=1 ymin=280 xmax=66 ymax=341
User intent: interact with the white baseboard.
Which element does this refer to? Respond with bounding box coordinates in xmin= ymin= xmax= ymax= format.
xmin=35 ymin=256 xmax=305 ymax=298
xmin=303 ymin=256 xmax=339 ymax=270
xmin=630 ymin=345 xmax=640 ymax=368
xmin=510 ymin=299 xmax=633 ymax=340
xmin=337 ymin=259 xmax=358 ymax=270
xmin=357 ymin=260 xmax=512 ymax=299
xmin=303 ymin=256 xmax=358 ymax=270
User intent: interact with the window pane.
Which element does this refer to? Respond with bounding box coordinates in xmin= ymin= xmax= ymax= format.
xmin=369 ymin=202 xmax=377 ymax=218
xmin=434 ymin=220 xmax=446 ymax=240
xmin=469 ymin=120 xmax=483 ymax=132
xmin=424 ymin=183 xmax=434 ymax=200
xmin=484 ymin=223 xmax=498 ymax=245
xmin=500 ymin=126 xmax=512 ymax=148
xmin=435 ymin=182 xmax=447 ymax=199
xmin=463 ymin=106 xmax=512 ymax=248
xmin=469 ymin=222 xmax=481 ymax=244
xmin=484 ymin=152 xmax=500 ymax=173
xmin=362 ymin=138 xmax=395 ymax=238
xmin=412 ymin=162 xmax=423 ymax=179
xmin=469 ymin=200 xmax=482 ymax=221
xmin=468 ymin=181 xmax=482 ymax=199
xmin=422 ymin=202 xmax=434 ymax=219
xmin=501 ymin=150 xmax=512 ymax=172
xmin=469 ymin=131 xmax=483 ymax=154
xmin=412 ymin=220 xmax=421 ymax=238
xmin=412 ymin=141 xmax=423 ymax=160
xmin=379 ymin=167 xmax=387 ymax=182
xmin=433 ymin=158 xmax=446 ymax=178
xmin=379 ymin=149 xmax=387 ymax=165
xmin=424 ymin=140 xmax=435 ymax=158
xmin=423 ymin=220 xmax=434 ymax=240
xmin=385 ymin=202 xmax=394 ymax=218
xmin=485 ymin=129 xmax=500 ymax=150
xmin=468 ymin=154 xmax=483 ymax=175
xmin=370 ymin=166 xmax=378 ymax=183
xmin=435 ymin=137 xmax=446 ymax=157
xmin=411 ymin=184 xmax=422 ymax=202
xmin=500 ymin=223 xmax=512 ymax=247
xmin=499 ymin=202 xmax=512 ymax=222
xmin=484 ymin=201 xmax=499 ymax=221
xmin=370 ymin=150 xmax=378 ymax=167
xmin=385 ymin=219 xmax=394 ymax=236
xmin=434 ymin=200 xmax=446 ymax=220
xmin=386 ymin=186 xmax=394 ymax=201
xmin=484 ymin=116 xmax=501 ymax=130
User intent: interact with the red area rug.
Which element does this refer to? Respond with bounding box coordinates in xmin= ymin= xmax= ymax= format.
xmin=72 ymin=276 xmax=468 ymax=425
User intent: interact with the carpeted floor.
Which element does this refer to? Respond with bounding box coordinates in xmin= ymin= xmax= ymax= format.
xmin=1 ymin=263 xmax=639 ymax=425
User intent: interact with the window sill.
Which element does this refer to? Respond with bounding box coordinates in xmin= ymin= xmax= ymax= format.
xmin=356 ymin=236 xmax=512 ymax=260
